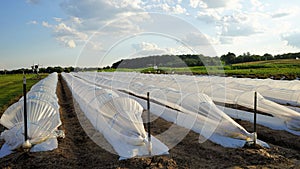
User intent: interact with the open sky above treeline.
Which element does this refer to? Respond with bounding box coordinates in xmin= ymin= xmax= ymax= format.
xmin=1 ymin=0 xmax=300 ymax=70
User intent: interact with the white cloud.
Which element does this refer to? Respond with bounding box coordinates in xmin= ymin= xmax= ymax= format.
xmin=42 ymin=21 xmax=88 ymax=48
xmin=189 ymin=0 xmax=205 ymax=8
xmin=172 ymin=4 xmax=186 ymax=14
xmin=37 ymin=0 xmax=300 ymax=57
xmin=51 ymin=23 xmax=87 ymax=40
xmin=182 ymin=32 xmax=211 ymax=46
xmin=43 ymin=0 xmax=149 ymax=50
xmin=282 ymin=31 xmax=300 ymax=48
xmin=60 ymin=0 xmax=143 ymax=20
xmin=146 ymin=3 xmax=186 ymax=14
xmin=221 ymin=23 xmax=260 ymax=36
xmin=131 ymin=41 xmax=192 ymax=57
xmin=27 ymin=20 xmax=38 ymax=25
xmin=250 ymin=0 xmax=264 ymax=11
xmin=189 ymin=0 xmax=241 ymax=9
xmin=203 ymin=0 xmax=228 ymax=8
xmin=101 ymin=15 xmax=143 ymax=35
xmin=218 ymin=11 xmax=264 ymax=37
xmin=132 ymin=42 xmax=160 ymax=51
xmin=67 ymin=40 xmax=76 ymax=48
xmin=42 ymin=21 xmax=51 ymax=28
xmin=197 ymin=10 xmax=221 ymax=23
xmin=53 ymin=17 xmax=62 ymax=22
xmin=71 ymin=17 xmax=82 ymax=24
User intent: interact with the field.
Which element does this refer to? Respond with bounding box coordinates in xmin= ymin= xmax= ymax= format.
xmin=0 ymin=74 xmax=47 ymax=114
xmin=104 ymin=59 xmax=300 ymax=79
xmin=1 ymin=75 xmax=300 ymax=168
xmin=0 ymin=72 xmax=300 ymax=168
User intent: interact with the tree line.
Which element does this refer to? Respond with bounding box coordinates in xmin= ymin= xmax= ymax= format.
xmin=0 ymin=66 xmax=75 ymax=75
xmin=111 ymin=54 xmax=222 ymax=69
xmin=220 ymin=52 xmax=300 ymax=65
xmin=111 ymin=52 xmax=300 ymax=69
xmin=2 ymin=52 xmax=300 ymax=74
xmin=110 ymin=52 xmax=300 ymax=69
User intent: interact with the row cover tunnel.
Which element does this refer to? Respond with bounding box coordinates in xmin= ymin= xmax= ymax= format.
xmin=0 ymin=73 xmax=63 ymax=157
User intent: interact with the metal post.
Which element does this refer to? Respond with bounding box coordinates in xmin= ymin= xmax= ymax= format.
xmin=23 ymin=75 xmax=28 ymax=141
xmin=253 ymin=91 xmax=257 ymax=145
xmin=147 ymin=92 xmax=151 ymax=155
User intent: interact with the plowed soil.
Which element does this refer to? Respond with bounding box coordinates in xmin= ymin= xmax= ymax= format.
xmin=0 ymin=74 xmax=299 ymax=169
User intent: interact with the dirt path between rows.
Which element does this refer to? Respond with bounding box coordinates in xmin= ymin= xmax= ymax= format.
xmin=0 ymin=74 xmax=300 ymax=168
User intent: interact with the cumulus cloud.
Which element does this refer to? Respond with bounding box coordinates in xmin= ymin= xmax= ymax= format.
xmin=38 ymin=0 xmax=268 ymax=52
xmin=60 ymin=0 xmax=143 ymax=20
xmin=131 ymin=42 xmax=187 ymax=56
xmin=189 ymin=0 xmax=205 ymax=8
xmin=132 ymin=42 xmax=162 ymax=52
xmin=54 ymin=23 xmax=88 ymax=40
xmin=27 ymin=20 xmax=38 ymax=25
xmin=42 ymin=21 xmax=51 ymax=28
xmin=144 ymin=3 xmax=186 ymax=14
xmin=218 ymin=11 xmax=263 ymax=37
xmin=182 ymin=32 xmax=212 ymax=46
xmin=190 ymin=0 xmax=240 ymax=9
xmin=41 ymin=20 xmax=88 ymax=48
xmin=197 ymin=10 xmax=221 ymax=23
xmin=282 ymin=31 xmax=300 ymax=48
xmin=172 ymin=4 xmax=186 ymax=14
xmin=38 ymin=0 xmax=148 ymax=50
xmin=221 ymin=23 xmax=259 ymax=36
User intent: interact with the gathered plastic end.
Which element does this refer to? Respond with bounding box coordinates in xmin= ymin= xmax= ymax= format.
xmin=244 ymin=132 xmax=264 ymax=149
xmin=22 ymin=140 xmax=32 ymax=150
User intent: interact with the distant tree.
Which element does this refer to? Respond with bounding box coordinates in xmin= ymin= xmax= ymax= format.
xmin=103 ymin=66 xmax=110 ymax=69
xmin=220 ymin=52 xmax=236 ymax=65
xmin=39 ymin=68 xmax=46 ymax=73
xmin=111 ymin=59 xmax=123 ymax=69
xmin=63 ymin=66 xmax=75 ymax=73
xmin=48 ymin=66 xmax=63 ymax=73
xmin=262 ymin=53 xmax=273 ymax=60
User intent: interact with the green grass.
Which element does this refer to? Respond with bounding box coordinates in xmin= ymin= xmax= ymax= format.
xmin=99 ymin=59 xmax=300 ymax=79
xmin=0 ymin=74 xmax=47 ymax=115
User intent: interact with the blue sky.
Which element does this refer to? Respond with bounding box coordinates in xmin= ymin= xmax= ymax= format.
xmin=1 ymin=0 xmax=300 ymax=70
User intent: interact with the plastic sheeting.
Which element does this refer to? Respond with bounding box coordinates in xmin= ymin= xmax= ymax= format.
xmin=87 ymin=72 xmax=300 ymax=134
xmin=61 ymin=73 xmax=168 ymax=159
xmin=0 ymin=73 xmax=62 ymax=157
xmin=225 ymin=81 xmax=300 ymax=107
xmin=194 ymin=76 xmax=300 ymax=106
xmin=71 ymin=72 xmax=269 ymax=148
xmin=218 ymin=105 xmax=300 ymax=136
xmin=74 ymin=72 xmax=300 ymax=132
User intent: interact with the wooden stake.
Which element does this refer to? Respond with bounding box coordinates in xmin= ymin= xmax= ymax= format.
xmin=253 ymin=91 xmax=257 ymax=145
xmin=147 ymin=92 xmax=151 ymax=155
xmin=23 ymin=75 xmax=28 ymax=141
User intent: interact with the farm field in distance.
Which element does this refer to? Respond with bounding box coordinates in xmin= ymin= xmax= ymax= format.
xmin=0 ymin=74 xmax=47 ymax=115
xmin=104 ymin=59 xmax=300 ymax=80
